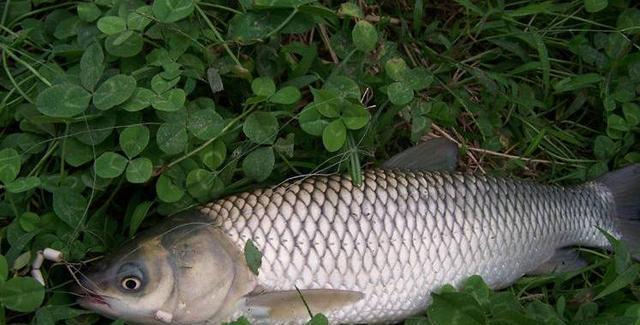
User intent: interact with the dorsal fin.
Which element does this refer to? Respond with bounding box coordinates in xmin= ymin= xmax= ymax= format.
xmin=382 ymin=138 xmax=458 ymax=172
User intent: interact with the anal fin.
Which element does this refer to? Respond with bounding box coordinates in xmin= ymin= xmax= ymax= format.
xmin=528 ymin=248 xmax=588 ymax=275
xmin=244 ymin=289 xmax=363 ymax=321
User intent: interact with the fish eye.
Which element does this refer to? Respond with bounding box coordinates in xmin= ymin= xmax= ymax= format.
xmin=121 ymin=277 xmax=142 ymax=291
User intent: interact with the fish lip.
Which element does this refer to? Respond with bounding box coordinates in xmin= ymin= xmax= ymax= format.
xmin=74 ymin=283 xmax=111 ymax=309
xmin=78 ymin=291 xmax=110 ymax=308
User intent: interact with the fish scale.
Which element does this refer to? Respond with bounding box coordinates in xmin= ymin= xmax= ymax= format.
xmin=200 ymin=168 xmax=617 ymax=324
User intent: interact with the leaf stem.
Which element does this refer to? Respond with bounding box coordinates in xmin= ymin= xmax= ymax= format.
xmin=347 ymin=133 xmax=362 ymax=187
xmin=161 ymin=105 xmax=257 ymax=173
xmin=194 ymin=4 xmax=241 ymax=67
xmin=197 ymin=2 xmax=242 ymax=15
xmin=1 ymin=44 xmax=52 ymax=87
xmin=265 ymin=7 xmax=299 ymax=39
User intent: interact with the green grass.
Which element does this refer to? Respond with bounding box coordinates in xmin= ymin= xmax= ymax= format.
xmin=0 ymin=0 xmax=639 ymax=324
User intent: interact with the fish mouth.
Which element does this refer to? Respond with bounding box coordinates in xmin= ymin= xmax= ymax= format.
xmin=79 ymin=291 xmax=109 ymax=306
xmin=74 ymin=283 xmax=111 ymax=309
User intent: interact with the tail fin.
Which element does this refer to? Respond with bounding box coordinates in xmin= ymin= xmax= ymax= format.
xmin=596 ymin=164 xmax=640 ymax=257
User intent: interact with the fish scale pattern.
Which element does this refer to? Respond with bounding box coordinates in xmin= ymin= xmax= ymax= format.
xmin=200 ymin=169 xmax=617 ymax=324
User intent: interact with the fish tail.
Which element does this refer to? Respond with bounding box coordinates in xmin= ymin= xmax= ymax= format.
xmin=596 ymin=163 xmax=640 ymax=257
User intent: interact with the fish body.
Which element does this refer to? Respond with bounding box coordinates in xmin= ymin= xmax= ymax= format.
xmin=76 ymin=141 xmax=640 ymax=325
xmin=206 ymin=169 xmax=616 ymax=324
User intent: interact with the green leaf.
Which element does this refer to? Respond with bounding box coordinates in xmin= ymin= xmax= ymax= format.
xmin=243 ymin=112 xmax=279 ymax=144
xmin=35 ymin=305 xmax=92 ymax=324
xmin=299 ymin=106 xmax=328 ymax=136
xmin=617 ymin=8 xmax=640 ymax=32
xmin=584 ymin=0 xmax=608 ymax=13
xmin=312 ymin=88 xmax=341 ymax=118
xmin=36 ymin=84 xmax=91 ymax=118
xmin=322 ymin=119 xmax=347 ymax=152
xmin=95 ymin=152 xmax=128 ymax=178
xmin=244 ymin=239 xmax=262 ymax=275
xmin=0 ymin=277 xmax=44 ymax=312
xmin=53 ymin=190 xmax=88 ymax=228
xmin=64 ymin=138 xmax=93 ymax=167
xmin=270 ymin=86 xmax=301 ymax=105
xmin=112 ymin=30 xmax=134 ymax=47
xmin=593 ymin=135 xmax=617 ymax=160
xmin=242 ymin=147 xmax=275 ymax=181
xmin=352 ymin=20 xmax=378 ymax=52
xmin=128 ymin=6 xmax=153 ymax=31
xmin=387 ymin=82 xmax=414 ymax=105
xmin=153 ymin=0 xmax=194 ymax=23
xmin=0 ymin=255 xmax=7 ymax=284
xmin=13 ymin=252 xmax=31 ymax=271
xmin=97 ymin=16 xmax=127 ymax=35
xmin=128 ymin=201 xmax=153 ymax=237
xmin=186 ymin=169 xmax=218 ymax=198
xmin=151 ymin=74 xmax=180 ymax=94
xmin=341 ymin=104 xmax=370 ymax=130
xmin=122 ymin=88 xmax=155 ymax=112
xmin=19 ymin=212 xmax=39 ymax=232
xmin=54 ymin=16 xmax=80 ymax=40
xmin=428 ymin=292 xmax=485 ymax=325
xmin=5 ymin=177 xmax=40 ymax=193
xmin=0 ymin=148 xmax=21 ymax=184
xmin=608 ymin=114 xmax=629 ymax=132
xmin=93 ymin=74 xmax=137 ymax=110
xmin=105 ymin=32 xmax=144 ymax=57
xmin=156 ymin=174 xmax=185 ymax=203
xmin=126 ymin=158 xmax=153 ymax=183
xmin=595 ymin=264 xmax=640 ymax=300
xmin=406 ymin=68 xmax=434 ymax=91
xmin=385 ymin=57 xmax=409 ymax=81
xmin=325 ymin=75 xmax=360 ymax=99
xmin=338 ymin=2 xmax=363 ymax=18
xmin=156 ymin=123 xmax=188 ymax=155
xmin=253 ymin=0 xmax=316 ymax=7
xmin=306 ymin=313 xmax=329 ymax=325
xmin=226 ymin=316 xmax=252 ymax=325
xmin=120 ymin=125 xmax=150 ymax=159
xmin=80 ymin=42 xmax=104 ymax=91
xmin=152 ymin=89 xmax=186 ymax=112
xmin=251 ymin=77 xmax=277 ymax=97
xmin=411 ymin=115 xmax=432 ymax=142
xmin=77 ymin=3 xmax=102 ymax=22
xmin=227 ymin=11 xmax=288 ymax=41
xmin=199 ymin=140 xmax=227 ymax=170
xmin=553 ymin=73 xmax=602 ymax=93
xmin=429 ymin=101 xmax=458 ymax=126
xmin=274 ymin=133 xmax=295 ymax=158
xmin=462 ymin=275 xmax=491 ymax=307
xmin=187 ymin=109 xmax=225 ymax=140
xmin=622 ymin=102 xmax=640 ymax=127
xmin=601 ymin=229 xmax=631 ymax=272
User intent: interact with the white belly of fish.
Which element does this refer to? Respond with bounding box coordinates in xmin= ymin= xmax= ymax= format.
xmin=201 ymin=169 xmax=615 ymax=324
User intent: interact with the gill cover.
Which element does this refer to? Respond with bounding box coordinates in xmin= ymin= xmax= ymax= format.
xmin=151 ymin=214 xmax=257 ymax=324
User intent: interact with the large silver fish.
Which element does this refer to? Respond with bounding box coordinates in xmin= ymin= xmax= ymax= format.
xmin=77 ymin=139 xmax=640 ymax=324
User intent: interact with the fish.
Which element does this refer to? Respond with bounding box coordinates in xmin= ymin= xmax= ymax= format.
xmin=76 ymin=139 xmax=640 ymax=324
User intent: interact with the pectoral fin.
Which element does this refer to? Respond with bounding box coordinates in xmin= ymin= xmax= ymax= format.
xmin=529 ymin=248 xmax=588 ymax=275
xmin=244 ymin=289 xmax=363 ymax=321
xmin=382 ymin=138 xmax=458 ymax=172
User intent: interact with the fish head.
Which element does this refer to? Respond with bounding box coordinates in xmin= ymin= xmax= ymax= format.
xmin=76 ymin=233 xmax=177 ymax=323
xmin=77 ymin=214 xmax=257 ymax=323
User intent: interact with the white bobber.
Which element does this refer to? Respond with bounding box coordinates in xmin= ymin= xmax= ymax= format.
xmin=154 ymin=310 xmax=173 ymax=323
xmin=31 ymin=269 xmax=45 ymax=286
xmin=43 ymin=248 xmax=63 ymax=262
